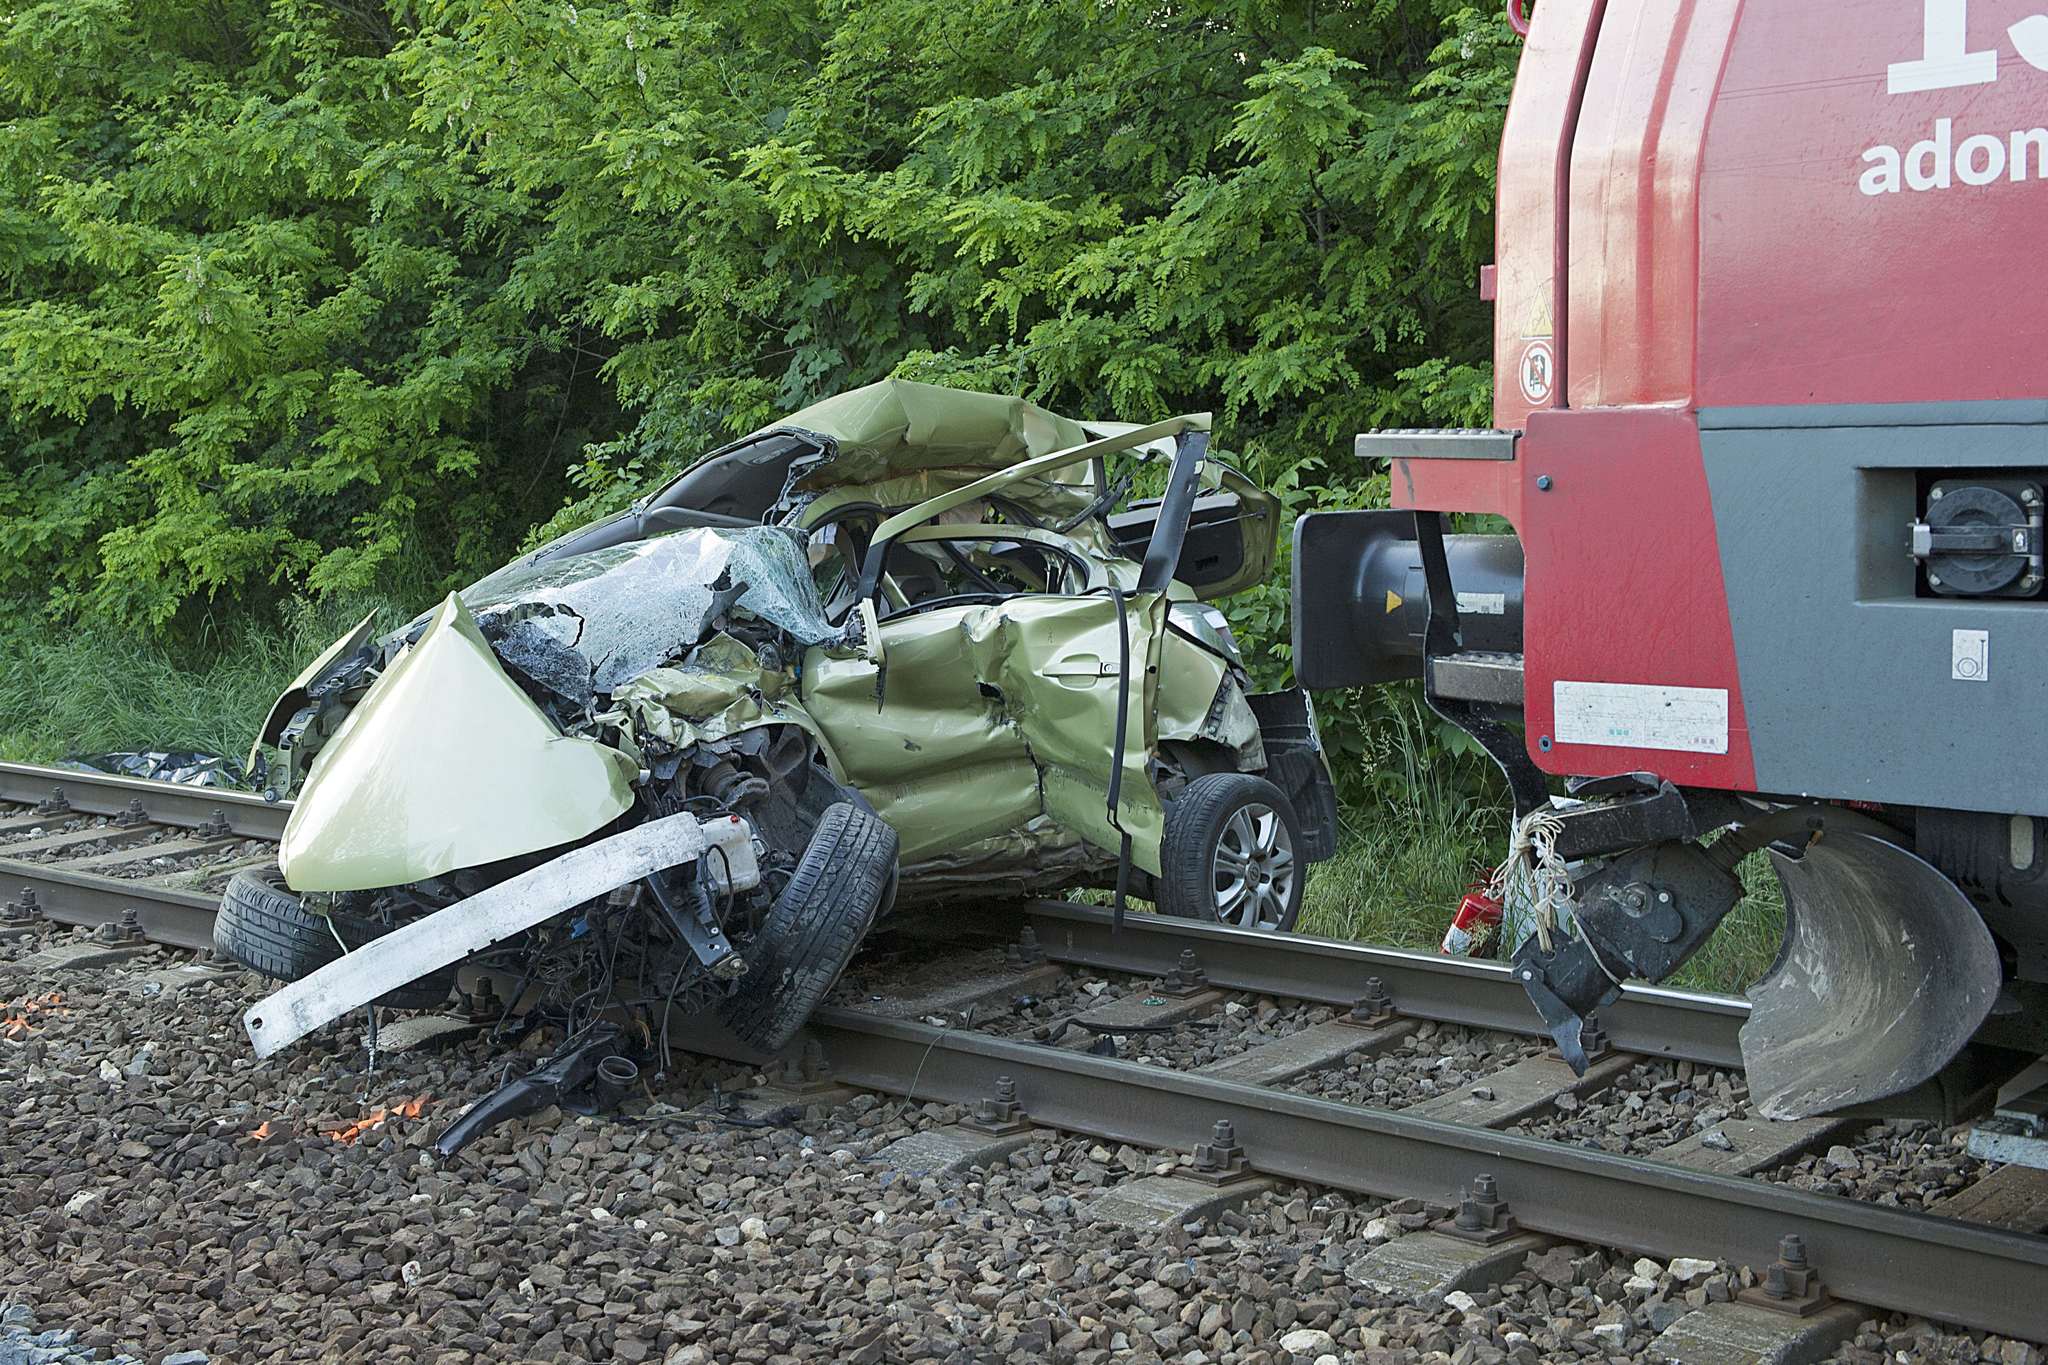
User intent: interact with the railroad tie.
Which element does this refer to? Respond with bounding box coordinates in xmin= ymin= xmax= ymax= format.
xmin=1931 ymin=1164 xmax=2048 ymax=1234
xmin=1404 ymin=1051 xmax=1638 ymax=1129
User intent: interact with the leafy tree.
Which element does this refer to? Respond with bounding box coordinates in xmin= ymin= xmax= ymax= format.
xmin=0 ymin=0 xmax=1518 ymax=799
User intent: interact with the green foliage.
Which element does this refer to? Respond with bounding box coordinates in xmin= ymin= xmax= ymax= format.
xmin=0 ymin=0 xmax=1519 ymax=798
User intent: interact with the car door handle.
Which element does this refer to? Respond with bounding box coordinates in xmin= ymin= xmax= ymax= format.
xmin=1043 ymin=654 xmax=1117 ymax=688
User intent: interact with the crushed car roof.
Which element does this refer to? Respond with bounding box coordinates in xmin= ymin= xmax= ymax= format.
xmin=745 ymin=379 xmax=1096 ymax=486
xmin=643 ymin=378 xmax=1194 ymax=533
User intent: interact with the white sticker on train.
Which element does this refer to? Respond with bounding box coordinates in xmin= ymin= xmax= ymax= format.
xmin=1455 ymin=591 xmax=1506 ymax=617
xmin=1553 ymin=682 xmax=1730 ymax=755
xmin=1952 ymin=629 xmax=1989 ymax=681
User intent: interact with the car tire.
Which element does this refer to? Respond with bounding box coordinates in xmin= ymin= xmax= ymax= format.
xmin=1158 ymin=773 xmax=1305 ymax=932
xmin=719 ymin=802 xmax=899 ymax=1052
xmin=213 ymin=865 xmax=455 ymax=1010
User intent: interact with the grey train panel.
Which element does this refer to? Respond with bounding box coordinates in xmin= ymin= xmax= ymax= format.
xmin=1700 ymin=401 xmax=2048 ymax=817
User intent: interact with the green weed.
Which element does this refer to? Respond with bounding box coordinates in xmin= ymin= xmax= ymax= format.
xmin=1294 ymin=696 xmax=1786 ymax=996
xmin=1298 ymin=694 xmax=1502 ymax=950
xmin=1663 ymin=852 xmax=1786 ymax=996
xmin=1298 ymin=826 xmax=1788 ymax=999
xmin=1297 ymin=805 xmax=1499 ymax=952
xmin=0 ymin=596 xmax=409 ymax=769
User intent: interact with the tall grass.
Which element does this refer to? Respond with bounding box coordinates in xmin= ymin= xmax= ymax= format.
xmin=0 ymin=595 xmax=408 ymax=768
xmin=1302 ymin=827 xmax=1787 ymax=998
xmin=1300 ymin=697 xmax=1502 ymax=948
xmin=1663 ymin=852 xmax=1786 ymax=996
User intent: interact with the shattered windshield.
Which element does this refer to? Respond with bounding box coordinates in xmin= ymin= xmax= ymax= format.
xmin=445 ymin=526 xmax=841 ymax=706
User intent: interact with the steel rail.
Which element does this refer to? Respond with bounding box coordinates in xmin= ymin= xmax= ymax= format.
xmin=0 ymin=764 xmax=1747 ymax=1069
xmin=0 ymin=761 xmax=288 ymax=839
xmin=804 ymin=1006 xmax=2048 ymax=1341
xmin=0 ymin=760 xmax=1748 ymax=1064
xmin=0 ymin=863 xmax=217 ymax=951
xmin=1019 ymin=900 xmax=1750 ymax=1069
xmin=1 ymin=761 xmax=280 ymax=948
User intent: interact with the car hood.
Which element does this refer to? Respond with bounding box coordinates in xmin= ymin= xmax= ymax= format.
xmin=274 ymin=527 xmax=841 ymax=890
xmin=281 ymin=593 xmax=640 ymax=892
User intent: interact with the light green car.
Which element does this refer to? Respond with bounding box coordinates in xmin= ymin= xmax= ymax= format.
xmin=221 ymin=381 xmax=1337 ymax=1077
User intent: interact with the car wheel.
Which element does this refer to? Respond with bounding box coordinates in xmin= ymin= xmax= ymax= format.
xmin=213 ymin=864 xmax=456 ymax=1009
xmin=719 ymin=802 xmax=899 ymax=1052
xmin=1159 ymin=773 xmax=1304 ymax=932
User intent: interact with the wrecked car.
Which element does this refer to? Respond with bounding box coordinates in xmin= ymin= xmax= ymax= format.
xmin=219 ymin=380 xmax=1338 ymax=1108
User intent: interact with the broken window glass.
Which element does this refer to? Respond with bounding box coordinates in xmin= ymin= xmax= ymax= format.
xmin=446 ymin=527 xmax=843 ymax=705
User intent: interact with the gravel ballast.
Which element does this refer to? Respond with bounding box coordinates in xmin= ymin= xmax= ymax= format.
xmin=0 ymin=927 xmax=2037 ymax=1363
xmin=1286 ymin=1021 xmax=1549 ymax=1111
xmin=1757 ymin=1118 xmax=1998 ymax=1211
xmin=1507 ymin=1058 xmax=1751 ymax=1158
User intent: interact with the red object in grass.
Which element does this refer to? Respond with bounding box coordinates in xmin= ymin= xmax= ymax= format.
xmin=1441 ymin=889 xmax=1504 ymax=957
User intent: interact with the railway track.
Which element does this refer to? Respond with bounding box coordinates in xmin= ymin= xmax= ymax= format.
xmin=0 ymin=761 xmax=282 ymax=951
xmin=4 ymin=758 xmax=2047 ymax=1348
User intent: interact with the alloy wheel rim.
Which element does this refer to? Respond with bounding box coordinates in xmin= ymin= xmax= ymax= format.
xmin=1210 ymin=802 xmax=1295 ymax=929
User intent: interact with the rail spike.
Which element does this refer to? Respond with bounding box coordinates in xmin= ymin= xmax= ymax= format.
xmin=1005 ymin=923 xmax=1046 ymax=968
xmin=1185 ymin=1118 xmax=1256 ymax=1187
xmin=3 ymin=887 xmax=42 ymax=922
xmin=1737 ymin=1233 xmax=1831 ymax=1317
xmin=1160 ymin=947 xmax=1208 ymax=998
xmin=962 ymin=1074 xmax=1030 ymax=1136
xmin=1346 ymin=976 xmax=1396 ymax=1026
xmin=1438 ymin=1173 xmax=1520 ymax=1245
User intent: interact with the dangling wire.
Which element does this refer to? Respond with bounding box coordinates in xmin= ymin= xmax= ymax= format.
xmin=1485 ymin=806 xmax=1570 ymax=953
xmin=1104 ymin=585 xmax=1135 ymax=932
xmin=326 ymin=915 xmax=379 ymax=1079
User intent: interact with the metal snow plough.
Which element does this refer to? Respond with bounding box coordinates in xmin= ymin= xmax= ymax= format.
xmin=1296 ymin=0 xmax=2047 ymax=1131
xmin=223 ymin=381 xmax=1336 ymax=1148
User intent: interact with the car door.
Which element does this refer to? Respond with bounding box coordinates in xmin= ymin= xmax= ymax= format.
xmin=810 ymin=418 xmax=1212 ymax=875
xmin=961 ymin=589 xmax=1172 ymax=876
xmin=802 ymin=600 xmax=1042 ymax=863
